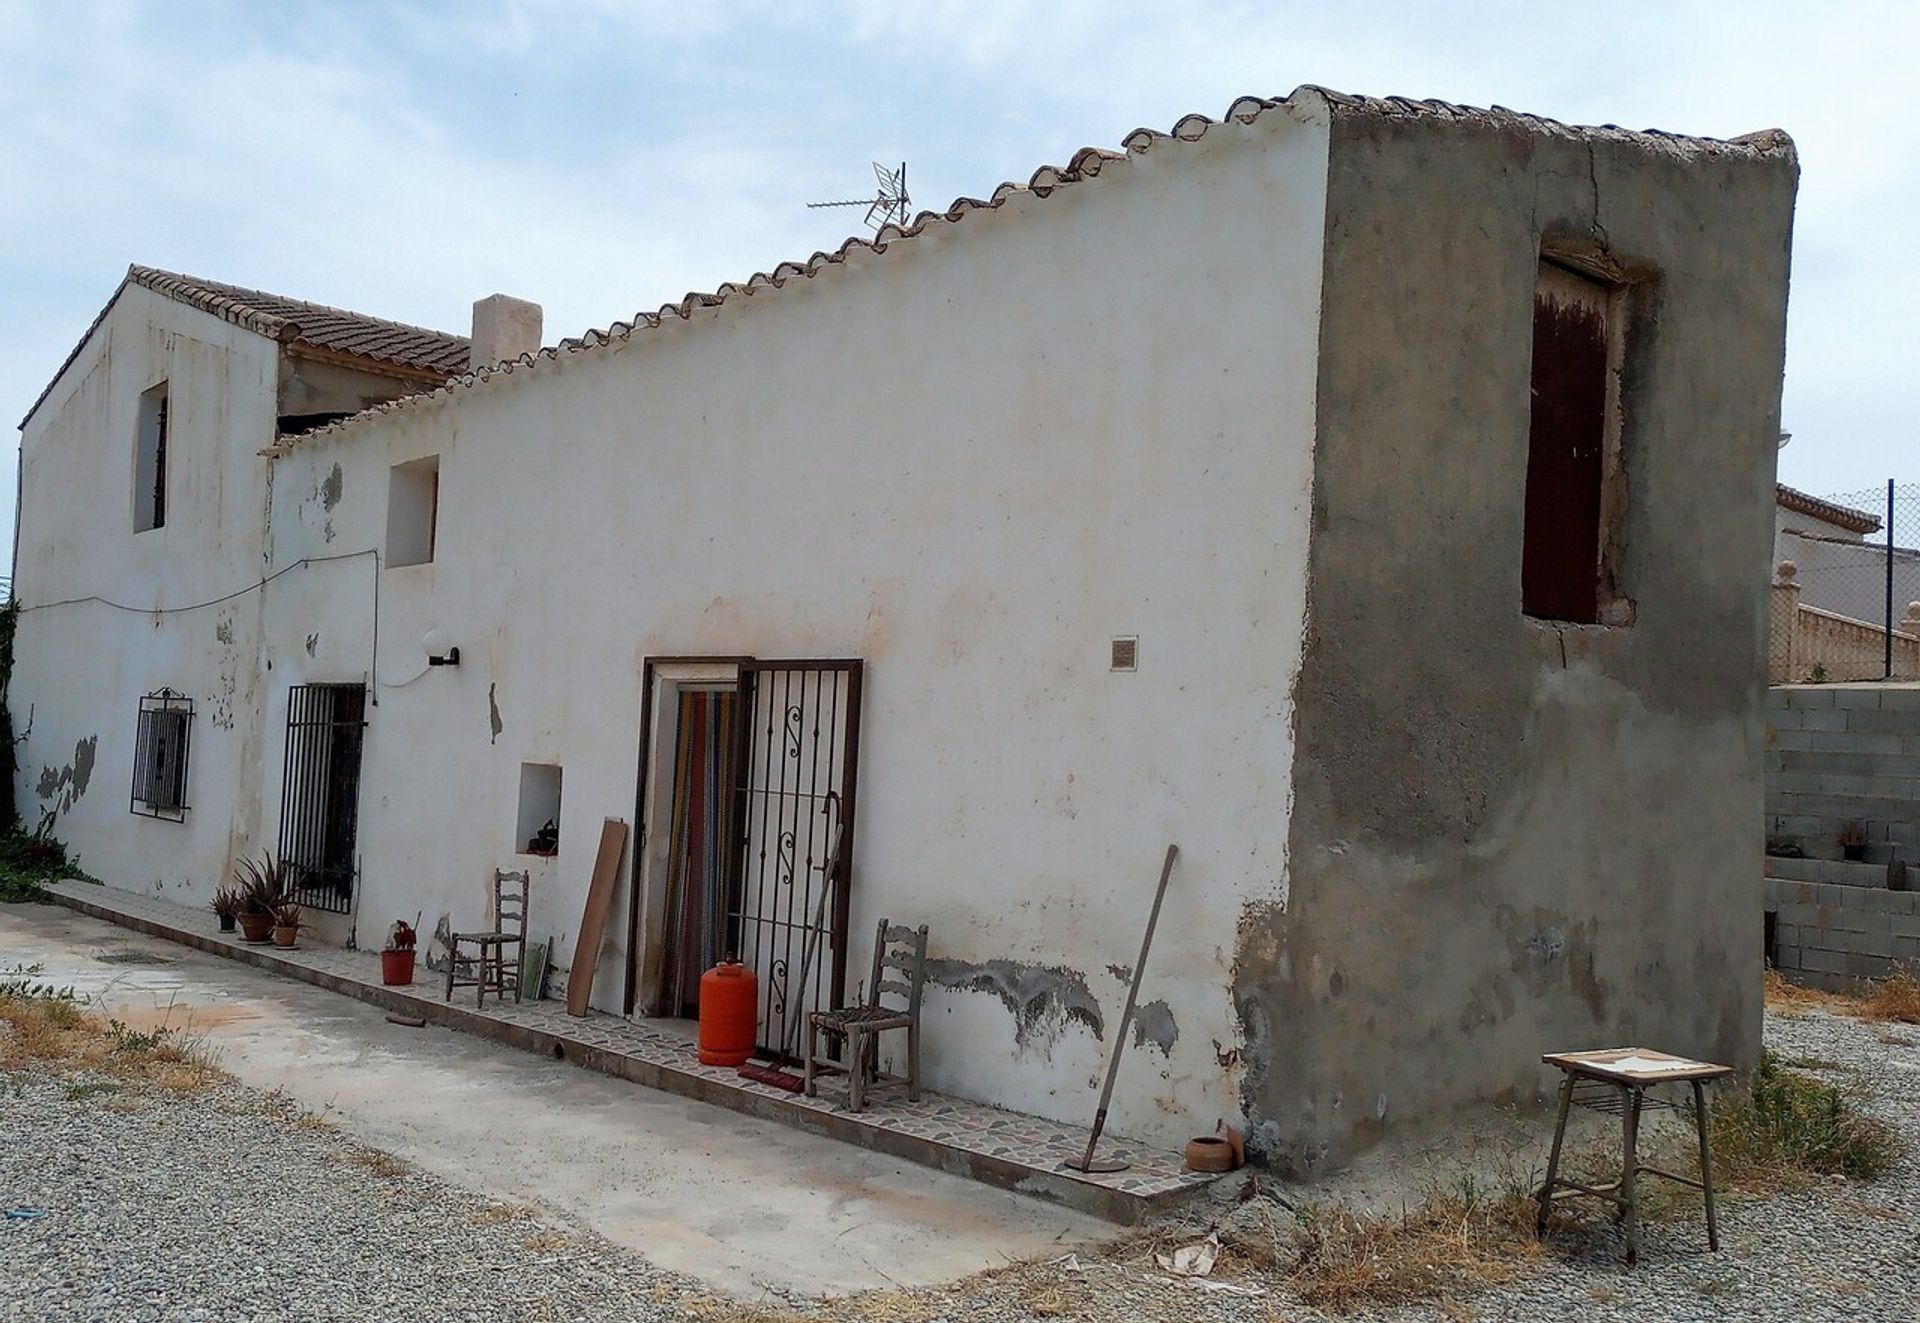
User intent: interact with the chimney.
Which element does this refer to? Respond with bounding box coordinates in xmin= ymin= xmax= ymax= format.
xmin=469 ymin=294 xmax=543 ymax=371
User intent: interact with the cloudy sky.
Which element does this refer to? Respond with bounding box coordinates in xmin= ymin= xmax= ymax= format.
xmin=3 ymin=1 xmax=1913 ymax=549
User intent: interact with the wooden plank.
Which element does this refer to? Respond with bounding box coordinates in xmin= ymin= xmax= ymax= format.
xmin=567 ymin=818 xmax=629 ymax=1017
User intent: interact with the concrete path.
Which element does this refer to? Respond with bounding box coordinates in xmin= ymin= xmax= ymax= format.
xmin=0 ymin=901 xmax=1102 ymax=1296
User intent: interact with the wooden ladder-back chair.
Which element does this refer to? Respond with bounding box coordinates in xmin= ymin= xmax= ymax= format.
xmin=804 ymin=919 xmax=928 ymax=1112
xmin=445 ymin=868 xmax=529 ymax=1006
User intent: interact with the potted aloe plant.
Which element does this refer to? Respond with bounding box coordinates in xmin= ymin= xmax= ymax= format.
xmin=271 ymin=899 xmax=302 ymax=949
xmin=233 ymin=853 xmax=290 ymax=944
xmin=210 ymin=884 xmax=243 ymax=934
xmin=382 ymin=917 xmax=418 ymax=985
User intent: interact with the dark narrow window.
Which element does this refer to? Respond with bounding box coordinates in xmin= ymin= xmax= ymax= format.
xmin=1522 ymin=263 xmax=1613 ymax=623
xmin=134 ymin=381 xmax=169 ymax=532
xmin=131 ymin=689 xmax=193 ymax=820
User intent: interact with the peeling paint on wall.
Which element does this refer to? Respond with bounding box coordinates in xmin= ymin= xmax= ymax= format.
xmin=214 ymin=618 xmax=235 ymax=646
xmin=925 ymin=957 xmax=1103 ymax=1053
xmin=488 ymin=683 xmax=503 ymax=745
xmin=35 ymin=735 xmax=98 ymax=813
xmin=320 ymin=462 xmax=343 ymax=511
xmin=1131 ymin=998 xmax=1179 ymax=1055
xmin=305 ymin=632 xmax=319 ymax=657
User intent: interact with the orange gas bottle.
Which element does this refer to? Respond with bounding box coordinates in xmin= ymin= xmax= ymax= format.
xmin=697 ymin=961 xmax=759 ymax=1066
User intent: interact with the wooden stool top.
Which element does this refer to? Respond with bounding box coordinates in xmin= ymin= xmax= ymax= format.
xmin=1542 ymin=1047 xmax=1733 ymax=1084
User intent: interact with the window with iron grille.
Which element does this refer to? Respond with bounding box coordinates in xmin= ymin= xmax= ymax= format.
xmin=131 ymin=689 xmax=193 ymax=820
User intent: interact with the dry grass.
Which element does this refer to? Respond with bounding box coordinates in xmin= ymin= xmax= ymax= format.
xmin=464 ymin=1202 xmax=533 ymax=1228
xmin=344 ymin=1146 xmax=411 ymax=1180
xmin=1286 ymin=1174 xmax=1548 ymax=1313
xmin=1858 ymin=970 xmax=1920 ymax=1024
xmin=0 ymin=986 xmax=225 ymax=1095
xmin=522 ymin=1231 xmax=571 ymax=1252
xmin=1766 ymin=966 xmax=1920 ymax=1024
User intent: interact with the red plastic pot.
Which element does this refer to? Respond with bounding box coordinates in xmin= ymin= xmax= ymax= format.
xmin=381 ymin=949 xmax=417 ymax=986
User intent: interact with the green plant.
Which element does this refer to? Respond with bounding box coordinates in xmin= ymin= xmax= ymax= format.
xmin=1806 ymin=662 xmax=1830 ymax=683
xmin=105 ymin=1018 xmax=173 ymax=1054
xmin=0 ymin=961 xmax=81 ymax=1003
xmin=1711 ymin=1049 xmax=1900 ymax=1188
xmin=0 ymin=818 xmax=90 ymax=903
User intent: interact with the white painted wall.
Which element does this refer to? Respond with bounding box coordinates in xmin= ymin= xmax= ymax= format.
xmin=1775 ymin=505 xmax=1919 ymax=625
xmin=258 ymin=105 xmax=1331 ymax=1145
xmin=10 ymin=282 xmax=278 ymax=900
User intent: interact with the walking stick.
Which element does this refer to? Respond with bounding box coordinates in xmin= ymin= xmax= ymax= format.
xmin=1064 ymin=842 xmax=1179 ymax=1174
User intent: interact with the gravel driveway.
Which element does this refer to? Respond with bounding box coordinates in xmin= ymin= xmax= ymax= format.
xmin=3 ymin=1007 xmax=1915 ymax=1322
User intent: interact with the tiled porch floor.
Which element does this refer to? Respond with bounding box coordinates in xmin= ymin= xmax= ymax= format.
xmin=40 ymin=880 xmax=1214 ymax=1222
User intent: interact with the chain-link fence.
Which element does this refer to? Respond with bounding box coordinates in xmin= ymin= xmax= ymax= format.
xmin=1770 ymin=481 xmax=1920 ymax=683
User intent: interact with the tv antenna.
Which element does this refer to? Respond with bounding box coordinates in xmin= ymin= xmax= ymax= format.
xmin=807 ymin=162 xmax=911 ymax=232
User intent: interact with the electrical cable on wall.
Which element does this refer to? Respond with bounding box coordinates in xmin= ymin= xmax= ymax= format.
xmin=15 ymin=548 xmax=387 ymax=706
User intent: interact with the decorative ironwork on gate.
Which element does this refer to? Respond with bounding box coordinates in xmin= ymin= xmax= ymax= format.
xmin=277 ymin=683 xmax=367 ymax=915
xmin=729 ymin=660 xmax=863 ymax=1060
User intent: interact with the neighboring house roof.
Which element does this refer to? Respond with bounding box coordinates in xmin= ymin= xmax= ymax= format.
xmin=20 ymin=265 xmax=470 ymax=429
xmin=1776 ymin=483 xmax=1882 ymax=536
xmin=268 ymin=86 xmax=1793 ymax=453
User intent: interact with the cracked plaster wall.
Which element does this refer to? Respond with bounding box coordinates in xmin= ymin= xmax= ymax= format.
xmin=1231 ymin=106 xmax=1798 ymax=1171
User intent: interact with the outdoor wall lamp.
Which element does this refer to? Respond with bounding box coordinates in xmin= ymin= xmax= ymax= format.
xmin=422 ymin=629 xmax=461 ymax=667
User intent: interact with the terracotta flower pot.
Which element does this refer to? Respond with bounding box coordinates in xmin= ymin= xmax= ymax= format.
xmin=271 ymin=925 xmax=299 ymax=948
xmin=1184 ymin=1135 xmax=1237 ymax=1174
xmin=238 ymin=912 xmax=274 ymax=944
xmin=381 ymin=949 xmax=417 ymax=986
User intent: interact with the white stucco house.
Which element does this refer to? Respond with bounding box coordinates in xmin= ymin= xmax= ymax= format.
xmin=10 ymin=88 xmax=1801 ymax=1167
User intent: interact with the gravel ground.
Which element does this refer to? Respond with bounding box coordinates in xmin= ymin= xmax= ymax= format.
xmin=2 ymin=1007 xmax=1915 ymax=1322
xmin=0 ymin=1073 xmax=691 ymax=1323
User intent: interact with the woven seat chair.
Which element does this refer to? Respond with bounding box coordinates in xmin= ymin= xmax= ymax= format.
xmin=804 ymin=918 xmax=928 ymax=1111
xmin=444 ymin=868 xmax=528 ymax=1007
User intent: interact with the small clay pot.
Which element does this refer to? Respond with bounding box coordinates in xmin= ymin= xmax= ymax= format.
xmin=1184 ymin=1135 xmax=1236 ymax=1174
xmin=271 ymin=925 xmax=299 ymax=949
xmin=238 ymin=912 xmax=274 ymax=944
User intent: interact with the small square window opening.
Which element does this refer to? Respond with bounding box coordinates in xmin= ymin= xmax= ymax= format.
xmin=386 ymin=455 xmax=440 ymax=568
xmin=517 ymin=763 xmax=562 ymax=855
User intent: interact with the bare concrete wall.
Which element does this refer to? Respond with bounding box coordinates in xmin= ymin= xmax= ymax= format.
xmin=1234 ymin=105 xmax=1799 ymax=1171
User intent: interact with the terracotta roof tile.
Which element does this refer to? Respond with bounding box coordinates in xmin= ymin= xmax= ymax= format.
xmin=20 ymin=267 xmax=470 ymax=428
xmin=1777 ymin=483 xmax=1882 ymax=535
xmin=274 ymin=86 xmax=1793 ymax=450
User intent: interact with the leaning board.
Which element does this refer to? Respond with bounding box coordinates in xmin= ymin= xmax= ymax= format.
xmin=567 ymin=818 xmax=629 ymax=1017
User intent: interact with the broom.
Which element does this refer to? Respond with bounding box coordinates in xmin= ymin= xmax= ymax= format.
xmin=739 ymin=817 xmax=843 ymax=1092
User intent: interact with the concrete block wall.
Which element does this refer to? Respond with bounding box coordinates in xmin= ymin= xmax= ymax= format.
xmin=1766 ymin=877 xmax=1920 ymax=990
xmin=1765 ymin=685 xmax=1920 ymax=988
xmin=1766 ymin=684 xmax=1920 ymax=868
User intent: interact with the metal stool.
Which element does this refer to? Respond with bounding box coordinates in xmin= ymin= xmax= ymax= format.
xmin=1536 ymin=1048 xmax=1732 ymax=1264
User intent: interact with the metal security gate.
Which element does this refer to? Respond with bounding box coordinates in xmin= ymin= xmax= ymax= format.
xmin=277 ymin=683 xmax=367 ymax=915
xmin=729 ymin=660 xmax=863 ymax=1058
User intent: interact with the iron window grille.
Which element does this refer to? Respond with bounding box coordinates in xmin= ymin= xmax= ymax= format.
xmin=131 ymin=689 xmax=193 ymax=820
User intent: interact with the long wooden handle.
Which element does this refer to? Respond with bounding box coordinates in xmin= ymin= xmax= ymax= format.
xmin=1077 ymin=842 xmax=1179 ymax=1170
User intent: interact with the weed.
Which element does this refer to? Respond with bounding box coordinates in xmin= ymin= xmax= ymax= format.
xmin=1287 ymin=1171 xmax=1547 ymax=1311
xmin=522 ymin=1231 xmax=570 ymax=1252
xmin=345 ymin=1146 xmax=410 ymax=1179
xmin=0 ymin=821 xmax=93 ymax=902
xmin=1766 ymin=966 xmax=1920 ymax=1025
xmin=1709 ymin=1050 xmax=1900 ymax=1190
xmin=465 ymin=1203 xmax=526 ymax=1227
xmin=1858 ymin=970 xmax=1920 ymax=1024
xmin=0 ymin=962 xmax=81 ymax=1002
xmin=62 ymin=1079 xmax=121 ymax=1101
xmin=0 ymin=988 xmax=223 ymax=1094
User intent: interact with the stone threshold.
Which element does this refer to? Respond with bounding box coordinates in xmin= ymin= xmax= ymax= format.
xmin=39 ymin=880 xmax=1214 ymax=1224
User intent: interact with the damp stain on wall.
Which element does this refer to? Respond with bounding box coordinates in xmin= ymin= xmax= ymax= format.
xmin=36 ymin=734 xmax=98 ymax=813
xmin=925 ymin=957 xmax=1104 ymax=1053
xmin=1131 ymin=998 xmax=1179 ymax=1055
